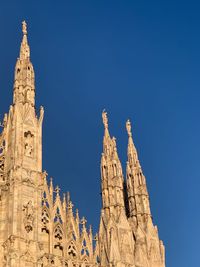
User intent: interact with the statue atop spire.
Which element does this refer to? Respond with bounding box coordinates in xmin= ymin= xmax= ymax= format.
xmin=126 ymin=119 xmax=140 ymax=167
xmin=102 ymin=109 xmax=108 ymax=129
xmin=126 ymin=119 xmax=132 ymax=137
xmin=22 ymin=20 xmax=27 ymax=35
xmin=19 ymin=20 xmax=30 ymax=60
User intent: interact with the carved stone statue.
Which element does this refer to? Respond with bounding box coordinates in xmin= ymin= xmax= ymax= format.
xmin=23 ymin=201 xmax=35 ymax=233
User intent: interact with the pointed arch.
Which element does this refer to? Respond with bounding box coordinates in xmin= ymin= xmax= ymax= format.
xmin=80 ymin=237 xmax=90 ymax=260
xmin=53 ymin=206 xmax=63 ymax=224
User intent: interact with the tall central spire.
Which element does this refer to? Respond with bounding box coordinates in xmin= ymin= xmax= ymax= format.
xmin=13 ymin=21 xmax=35 ymax=106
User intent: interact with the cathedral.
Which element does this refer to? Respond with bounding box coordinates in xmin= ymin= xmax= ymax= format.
xmin=0 ymin=22 xmax=165 ymax=267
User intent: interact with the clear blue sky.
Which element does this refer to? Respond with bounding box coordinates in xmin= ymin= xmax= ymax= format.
xmin=0 ymin=1 xmax=199 ymax=266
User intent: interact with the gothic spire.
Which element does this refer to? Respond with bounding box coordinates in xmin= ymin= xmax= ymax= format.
xmin=126 ymin=120 xmax=141 ymax=168
xmin=126 ymin=119 xmax=151 ymax=221
xmin=13 ymin=21 xmax=35 ymax=106
xmin=100 ymin=111 xmax=125 ymax=218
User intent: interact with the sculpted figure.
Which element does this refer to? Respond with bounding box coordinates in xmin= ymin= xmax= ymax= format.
xmin=23 ymin=201 xmax=35 ymax=232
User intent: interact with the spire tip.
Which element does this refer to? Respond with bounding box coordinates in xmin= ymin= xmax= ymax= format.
xmin=22 ymin=20 xmax=27 ymax=35
xmin=126 ymin=119 xmax=132 ymax=137
xmin=102 ymin=109 xmax=108 ymax=129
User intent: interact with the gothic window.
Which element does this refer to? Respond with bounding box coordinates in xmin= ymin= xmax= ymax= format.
xmin=68 ymin=241 xmax=77 ymax=258
xmin=54 ymin=225 xmax=63 ymax=241
xmin=41 ymin=209 xmax=50 ymax=233
xmin=54 ymin=224 xmax=63 ymax=254
xmin=24 ymin=131 xmax=34 ymax=157
xmin=81 ymin=239 xmax=89 ymax=258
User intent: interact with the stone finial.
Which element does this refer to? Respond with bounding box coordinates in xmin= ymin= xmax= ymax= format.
xmin=89 ymin=225 xmax=93 ymax=236
xmin=63 ymin=193 xmax=66 ymax=202
xmin=68 ymin=201 xmax=74 ymax=211
xmin=81 ymin=217 xmax=87 ymax=227
xmin=63 ymin=193 xmax=67 ymax=209
xmin=49 ymin=177 xmax=54 ymax=196
xmin=67 ymin=191 xmax=70 ymax=204
xmin=43 ymin=170 xmax=48 ymax=177
xmin=126 ymin=119 xmax=132 ymax=137
xmin=102 ymin=109 xmax=108 ymax=129
xmin=76 ymin=209 xmax=80 ymax=224
xmin=89 ymin=225 xmax=93 ymax=241
xmin=55 ymin=185 xmax=60 ymax=195
xmin=22 ymin=20 xmax=27 ymax=35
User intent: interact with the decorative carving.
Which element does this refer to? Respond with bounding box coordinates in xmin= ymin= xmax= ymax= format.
xmin=23 ymin=200 xmax=35 ymax=232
